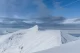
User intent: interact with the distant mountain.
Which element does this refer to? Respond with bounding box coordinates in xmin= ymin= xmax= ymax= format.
xmin=62 ymin=18 xmax=80 ymax=24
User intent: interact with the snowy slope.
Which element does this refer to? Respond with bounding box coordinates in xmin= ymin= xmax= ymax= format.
xmin=35 ymin=38 xmax=80 ymax=53
xmin=61 ymin=30 xmax=80 ymax=43
xmin=0 ymin=25 xmax=61 ymax=53
xmin=0 ymin=28 xmax=20 ymax=35
xmin=63 ymin=18 xmax=80 ymax=24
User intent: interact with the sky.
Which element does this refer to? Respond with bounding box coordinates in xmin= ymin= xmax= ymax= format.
xmin=0 ymin=0 xmax=80 ymax=18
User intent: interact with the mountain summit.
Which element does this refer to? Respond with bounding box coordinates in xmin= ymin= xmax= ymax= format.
xmin=0 ymin=25 xmax=61 ymax=53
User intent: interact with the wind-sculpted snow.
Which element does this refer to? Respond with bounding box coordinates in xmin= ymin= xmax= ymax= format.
xmin=0 ymin=25 xmax=61 ymax=53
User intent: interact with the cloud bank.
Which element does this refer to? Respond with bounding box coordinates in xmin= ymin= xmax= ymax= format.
xmin=0 ymin=0 xmax=65 ymax=24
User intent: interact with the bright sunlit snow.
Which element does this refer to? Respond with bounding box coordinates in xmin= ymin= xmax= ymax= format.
xmin=35 ymin=38 xmax=80 ymax=53
xmin=0 ymin=25 xmax=61 ymax=53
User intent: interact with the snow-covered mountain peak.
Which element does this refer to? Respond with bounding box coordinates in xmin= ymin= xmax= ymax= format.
xmin=0 ymin=25 xmax=61 ymax=53
xmin=0 ymin=25 xmax=38 ymax=44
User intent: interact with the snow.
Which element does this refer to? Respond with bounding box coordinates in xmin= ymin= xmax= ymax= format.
xmin=0 ymin=28 xmax=20 ymax=35
xmin=35 ymin=38 xmax=80 ymax=53
xmin=62 ymin=18 xmax=80 ymax=24
xmin=0 ymin=25 xmax=61 ymax=53
xmin=61 ymin=30 xmax=80 ymax=43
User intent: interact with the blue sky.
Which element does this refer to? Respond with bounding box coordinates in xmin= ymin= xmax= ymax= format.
xmin=0 ymin=0 xmax=80 ymax=18
xmin=52 ymin=0 xmax=80 ymax=18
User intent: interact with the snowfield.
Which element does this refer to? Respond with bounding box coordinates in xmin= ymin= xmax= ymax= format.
xmin=0 ymin=25 xmax=61 ymax=53
xmin=35 ymin=38 xmax=80 ymax=53
xmin=0 ymin=25 xmax=80 ymax=53
xmin=35 ymin=30 xmax=80 ymax=53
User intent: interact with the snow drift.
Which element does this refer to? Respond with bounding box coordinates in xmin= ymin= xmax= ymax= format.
xmin=0 ymin=25 xmax=61 ymax=53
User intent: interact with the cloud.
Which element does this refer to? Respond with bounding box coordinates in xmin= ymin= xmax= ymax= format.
xmin=6 ymin=0 xmax=32 ymax=16
xmin=63 ymin=0 xmax=80 ymax=7
xmin=33 ymin=0 xmax=51 ymax=17
xmin=53 ymin=1 xmax=63 ymax=9
xmin=0 ymin=0 xmax=51 ymax=18
xmin=0 ymin=0 xmax=6 ymax=16
xmin=35 ymin=16 xmax=65 ymax=24
xmin=0 ymin=0 xmax=65 ymax=24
